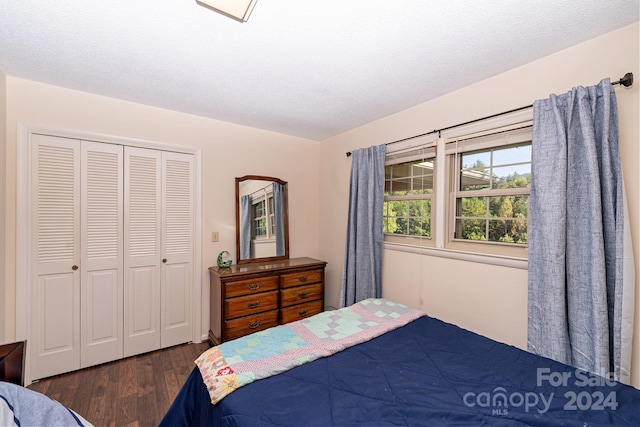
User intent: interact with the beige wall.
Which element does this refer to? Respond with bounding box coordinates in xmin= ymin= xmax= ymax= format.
xmin=0 ymin=68 xmax=6 ymax=342
xmin=319 ymin=23 xmax=640 ymax=387
xmin=2 ymin=21 xmax=638 ymax=388
xmin=3 ymin=77 xmax=321 ymax=342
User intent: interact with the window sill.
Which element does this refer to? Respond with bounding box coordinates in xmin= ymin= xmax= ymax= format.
xmin=384 ymin=242 xmax=528 ymax=270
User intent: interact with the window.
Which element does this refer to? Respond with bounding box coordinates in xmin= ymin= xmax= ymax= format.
xmin=453 ymin=142 xmax=531 ymax=244
xmin=384 ymin=120 xmax=532 ymax=259
xmin=252 ymin=198 xmax=267 ymax=238
xmin=446 ymin=126 xmax=532 ymax=256
xmin=383 ymin=143 xmax=436 ymax=246
xmin=250 ymin=192 xmax=275 ymax=239
xmin=268 ymin=196 xmax=275 ymax=236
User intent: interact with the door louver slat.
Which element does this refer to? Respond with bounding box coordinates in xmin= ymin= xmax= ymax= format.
xmin=128 ymin=156 xmax=158 ymax=257
xmin=164 ymin=160 xmax=191 ymax=255
xmin=38 ymin=145 xmax=75 ymax=262
xmin=86 ymin=151 xmax=120 ymax=260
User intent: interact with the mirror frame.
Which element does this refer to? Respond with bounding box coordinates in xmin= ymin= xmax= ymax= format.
xmin=235 ymin=175 xmax=290 ymax=265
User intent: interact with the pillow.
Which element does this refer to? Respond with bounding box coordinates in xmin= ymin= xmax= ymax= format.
xmin=0 ymin=381 xmax=93 ymax=426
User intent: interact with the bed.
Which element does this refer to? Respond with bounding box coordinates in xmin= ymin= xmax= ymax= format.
xmin=161 ymin=299 xmax=640 ymax=426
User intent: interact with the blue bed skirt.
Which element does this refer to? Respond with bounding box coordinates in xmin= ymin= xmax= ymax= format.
xmin=161 ymin=316 xmax=640 ymax=426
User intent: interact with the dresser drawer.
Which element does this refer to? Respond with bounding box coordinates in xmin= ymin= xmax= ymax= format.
xmin=280 ymin=269 xmax=323 ymax=289
xmin=224 ymin=310 xmax=279 ymax=341
xmin=210 ymin=259 xmax=327 ymax=343
xmin=225 ymin=290 xmax=279 ymax=320
xmin=280 ymin=300 xmax=323 ymax=324
xmin=280 ymin=283 xmax=322 ymax=307
xmin=225 ymin=276 xmax=279 ymax=298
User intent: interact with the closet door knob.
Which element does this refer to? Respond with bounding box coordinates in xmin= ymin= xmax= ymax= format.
xmin=162 ymin=258 xmax=167 ymax=263
xmin=72 ymin=265 xmax=78 ymax=271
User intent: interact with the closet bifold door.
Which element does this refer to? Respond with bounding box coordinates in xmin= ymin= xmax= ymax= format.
xmin=160 ymin=151 xmax=193 ymax=348
xmin=123 ymin=147 xmax=162 ymax=357
xmin=31 ymin=134 xmax=81 ymax=379
xmin=80 ymin=141 xmax=124 ymax=367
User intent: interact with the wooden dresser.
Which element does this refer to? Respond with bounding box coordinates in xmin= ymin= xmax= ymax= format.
xmin=209 ymin=257 xmax=327 ymax=343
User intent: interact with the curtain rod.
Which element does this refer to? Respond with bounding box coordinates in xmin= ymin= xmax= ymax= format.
xmin=345 ymin=72 xmax=634 ymax=157
xmin=246 ymin=183 xmax=272 ymax=198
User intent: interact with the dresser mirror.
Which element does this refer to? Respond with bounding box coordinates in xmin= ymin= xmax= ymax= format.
xmin=235 ymin=175 xmax=289 ymax=264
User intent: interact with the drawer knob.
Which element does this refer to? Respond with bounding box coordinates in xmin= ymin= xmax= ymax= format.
xmin=247 ymin=301 xmax=260 ymax=309
xmin=247 ymin=283 xmax=260 ymax=290
xmin=248 ymin=320 xmax=260 ymax=329
xmin=298 ymin=291 xmax=309 ymax=299
xmin=298 ymin=276 xmax=308 ymax=282
xmin=299 ymin=310 xmax=308 ymax=317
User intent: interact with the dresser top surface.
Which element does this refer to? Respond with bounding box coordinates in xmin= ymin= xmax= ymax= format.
xmin=209 ymin=257 xmax=326 ymax=277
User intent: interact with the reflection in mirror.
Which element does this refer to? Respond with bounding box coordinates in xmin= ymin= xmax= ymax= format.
xmin=236 ymin=176 xmax=289 ymax=264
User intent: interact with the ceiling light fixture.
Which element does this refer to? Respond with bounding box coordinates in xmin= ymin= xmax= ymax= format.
xmin=196 ymin=0 xmax=258 ymax=22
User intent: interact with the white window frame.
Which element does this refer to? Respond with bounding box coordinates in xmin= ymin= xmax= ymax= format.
xmin=384 ymin=108 xmax=532 ymax=267
xmin=249 ymin=189 xmax=275 ymax=241
xmin=384 ymin=136 xmax=437 ymax=247
xmin=444 ymin=126 xmax=532 ymax=258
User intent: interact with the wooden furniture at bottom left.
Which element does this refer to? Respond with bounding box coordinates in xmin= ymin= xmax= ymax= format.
xmin=0 ymin=341 xmax=26 ymax=386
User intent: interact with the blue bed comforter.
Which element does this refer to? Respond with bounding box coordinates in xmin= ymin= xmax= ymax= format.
xmin=161 ymin=315 xmax=640 ymax=426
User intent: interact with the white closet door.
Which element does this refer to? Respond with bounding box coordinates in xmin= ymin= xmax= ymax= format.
xmin=123 ymin=147 xmax=162 ymax=357
xmin=161 ymin=151 xmax=193 ymax=348
xmin=31 ymin=134 xmax=81 ymax=379
xmin=80 ymin=141 xmax=123 ymax=367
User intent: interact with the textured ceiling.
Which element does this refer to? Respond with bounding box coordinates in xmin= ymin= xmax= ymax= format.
xmin=0 ymin=1 xmax=638 ymax=140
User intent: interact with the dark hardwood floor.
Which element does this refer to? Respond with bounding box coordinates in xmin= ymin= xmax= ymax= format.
xmin=28 ymin=341 xmax=210 ymax=427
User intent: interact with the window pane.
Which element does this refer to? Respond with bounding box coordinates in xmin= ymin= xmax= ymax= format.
xmin=409 ymin=200 xmax=431 ymax=237
xmin=386 ymin=160 xmax=434 ymax=195
xmin=491 ymin=164 xmax=531 ymax=189
xmin=460 ymin=151 xmax=491 ymax=191
xmin=460 ymin=169 xmax=491 ymax=191
xmin=254 ymin=218 xmax=266 ymax=237
xmin=458 ymin=197 xmax=487 ymax=218
xmin=410 ymin=175 xmax=434 ymax=194
xmin=388 ymin=200 xmax=406 ymax=216
xmin=489 ymin=195 xmax=529 ymax=218
xmin=384 ymin=199 xmax=431 ymax=237
xmin=390 ymin=177 xmax=412 ymax=194
xmin=412 ymin=161 xmax=434 ymax=181
xmin=384 ymin=200 xmax=406 ymax=234
xmin=459 ymin=143 xmax=531 ymax=192
xmin=453 ymin=141 xmax=530 ymax=247
xmin=252 ymin=200 xmax=265 ymax=217
xmin=455 ymin=219 xmax=486 ymax=241
xmin=408 ymin=218 xmax=430 ymax=237
xmin=493 ymin=144 xmax=531 ymax=166
xmin=461 ymin=152 xmax=490 ymax=169
xmin=392 ymin=217 xmax=408 ymax=235
xmin=408 ymin=200 xmax=430 ymax=217
xmin=393 ymin=163 xmax=412 ymax=177
xmin=488 ymin=219 xmax=528 ymax=244
xmin=383 ymin=217 xmax=408 ymax=235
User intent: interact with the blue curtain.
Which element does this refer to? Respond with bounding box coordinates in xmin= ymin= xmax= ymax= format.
xmin=273 ymin=182 xmax=285 ymax=256
xmin=340 ymin=144 xmax=386 ymax=307
xmin=240 ymin=195 xmax=251 ymax=260
xmin=528 ymin=78 xmax=631 ymax=381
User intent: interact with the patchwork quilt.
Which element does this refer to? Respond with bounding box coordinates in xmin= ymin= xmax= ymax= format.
xmin=195 ymin=298 xmax=424 ymax=404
